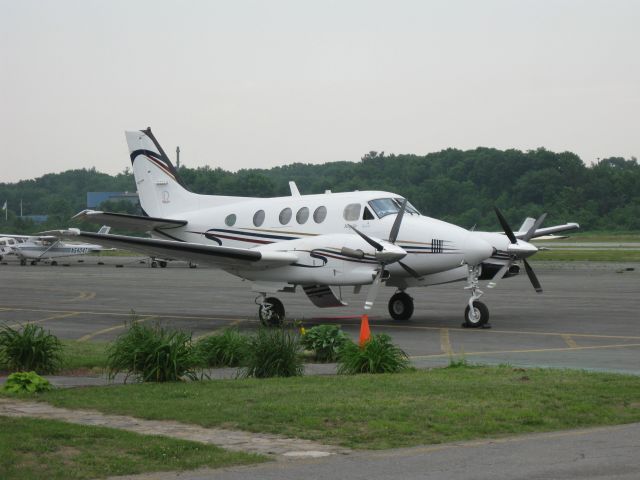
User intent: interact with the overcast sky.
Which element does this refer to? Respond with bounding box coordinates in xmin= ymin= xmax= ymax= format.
xmin=1 ymin=0 xmax=638 ymax=183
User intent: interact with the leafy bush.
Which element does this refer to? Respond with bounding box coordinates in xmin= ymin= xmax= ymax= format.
xmin=337 ymin=334 xmax=410 ymax=374
xmin=196 ymin=329 xmax=250 ymax=367
xmin=0 ymin=324 xmax=64 ymax=374
xmin=106 ymin=320 xmax=200 ymax=382
xmin=2 ymin=371 xmax=53 ymax=393
xmin=300 ymin=325 xmax=348 ymax=362
xmin=241 ymin=328 xmax=303 ymax=378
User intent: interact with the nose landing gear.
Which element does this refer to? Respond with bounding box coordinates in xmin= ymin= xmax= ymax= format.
xmin=388 ymin=291 xmax=414 ymax=321
xmin=463 ymin=265 xmax=490 ymax=328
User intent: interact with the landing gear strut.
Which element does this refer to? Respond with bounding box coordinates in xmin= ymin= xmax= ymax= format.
xmin=388 ymin=291 xmax=414 ymax=321
xmin=257 ymin=296 xmax=285 ymax=326
xmin=463 ymin=265 xmax=490 ymax=328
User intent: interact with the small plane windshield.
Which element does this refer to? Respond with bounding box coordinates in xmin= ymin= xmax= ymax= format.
xmin=368 ymin=198 xmax=421 ymax=218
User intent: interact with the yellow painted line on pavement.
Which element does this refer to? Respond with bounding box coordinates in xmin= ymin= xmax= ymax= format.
xmin=440 ymin=328 xmax=453 ymax=355
xmin=561 ymin=334 xmax=579 ymax=348
xmin=65 ymin=291 xmax=96 ymax=302
xmin=78 ymin=315 xmax=158 ymax=342
xmin=0 ymin=306 xmax=247 ymax=323
xmin=411 ymin=342 xmax=640 ymax=360
xmin=193 ymin=318 xmax=243 ymax=340
xmin=9 ymin=312 xmax=81 ymax=329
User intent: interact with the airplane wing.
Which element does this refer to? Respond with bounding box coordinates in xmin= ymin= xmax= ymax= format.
xmin=72 ymin=210 xmax=187 ymax=232
xmin=516 ymin=222 xmax=580 ymax=240
xmin=54 ymin=230 xmax=299 ymax=269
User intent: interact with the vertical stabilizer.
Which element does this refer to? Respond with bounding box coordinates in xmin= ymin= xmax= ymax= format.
xmin=126 ymin=128 xmax=197 ymax=217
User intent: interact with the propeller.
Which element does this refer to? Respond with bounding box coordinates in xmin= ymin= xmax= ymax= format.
xmin=488 ymin=208 xmax=545 ymax=293
xmin=346 ymin=198 xmax=411 ymax=311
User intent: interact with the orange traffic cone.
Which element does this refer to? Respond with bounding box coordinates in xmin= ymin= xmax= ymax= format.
xmin=359 ymin=314 xmax=371 ymax=348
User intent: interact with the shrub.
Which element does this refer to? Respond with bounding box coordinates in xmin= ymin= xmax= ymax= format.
xmin=106 ymin=320 xmax=200 ymax=382
xmin=196 ymin=329 xmax=250 ymax=367
xmin=0 ymin=324 xmax=63 ymax=374
xmin=3 ymin=371 xmax=52 ymax=393
xmin=337 ymin=334 xmax=410 ymax=374
xmin=300 ymin=324 xmax=348 ymax=362
xmin=241 ymin=328 xmax=303 ymax=378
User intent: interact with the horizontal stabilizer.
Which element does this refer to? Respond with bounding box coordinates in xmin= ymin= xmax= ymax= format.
xmin=72 ymin=210 xmax=187 ymax=232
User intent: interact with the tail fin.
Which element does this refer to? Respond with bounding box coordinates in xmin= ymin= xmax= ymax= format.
xmin=126 ymin=128 xmax=198 ymax=217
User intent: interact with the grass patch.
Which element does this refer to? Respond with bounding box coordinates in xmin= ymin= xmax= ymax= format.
xmin=24 ymin=367 xmax=640 ymax=450
xmin=60 ymin=340 xmax=109 ymax=372
xmin=533 ymin=249 xmax=640 ymax=262
xmin=0 ymin=416 xmax=263 ymax=480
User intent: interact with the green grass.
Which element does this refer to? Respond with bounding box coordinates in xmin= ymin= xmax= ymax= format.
xmin=61 ymin=341 xmax=109 ymax=371
xmin=0 ymin=416 xmax=264 ymax=480
xmin=533 ymin=249 xmax=640 ymax=262
xmin=22 ymin=367 xmax=640 ymax=450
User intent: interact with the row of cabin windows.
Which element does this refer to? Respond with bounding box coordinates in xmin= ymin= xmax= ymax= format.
xmin=223 ymin=198 xmax=418 ymax=227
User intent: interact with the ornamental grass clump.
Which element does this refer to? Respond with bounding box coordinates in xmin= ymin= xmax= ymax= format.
xmin=300 ymin=324 xmax=348 ymax=362
xmin=0 ymin=324 xmax=64 ymax=374
xmin=3 ymin=371 xmax=52 ymax=393
xmin=106 ymin=319 xmax=199 ymax=382
xmin=196 ymin=328 xmax=250 ymax=367
xmin=337 ymin=333 xmax=410 ymax=374
xmin=241 ymin=327 xmax=303 ymax=378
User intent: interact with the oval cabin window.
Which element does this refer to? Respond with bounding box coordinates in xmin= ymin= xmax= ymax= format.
xmin=253 ymin=210 xmax=265 ymax=227
xmin=279 ymin=207 xmax=292 ymax=225
xmin=225 ymin=214 xmax=237 ymax=226
xmin=296 ymin=207 xmax=309 ymax=224
xmin=313 ymin=206 xmax=327 ymax=223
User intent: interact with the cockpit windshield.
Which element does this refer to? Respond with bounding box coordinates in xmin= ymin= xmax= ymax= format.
xmin=368 ymin=198 xmax=421 ymax=218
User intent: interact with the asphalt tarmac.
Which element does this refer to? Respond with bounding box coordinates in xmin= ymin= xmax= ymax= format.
xmin=1 ymin=256 xmax=639 ymax=479
xmin=1 ymin=255 xmax=638 ymax=374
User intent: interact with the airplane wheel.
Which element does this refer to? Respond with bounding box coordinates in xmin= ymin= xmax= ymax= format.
xmin=30 ymin=261 xmax=37 ymax=266
xmin=51 ymin=261 xmax=58 ymax=266
xmin=463 ymin=301 xmax=489 ymax=328
xmin=388 ymin=292 xmax=414 ymax=321
xmin=258 ymin=297 xmax=285 ymax=327
xmin=159 ymin=261 xmax=167 ymax=268
xmin=20 ymin=259 xmax=27 ymax=266
xmin=151 ymin=261 xmax=158 ymax=268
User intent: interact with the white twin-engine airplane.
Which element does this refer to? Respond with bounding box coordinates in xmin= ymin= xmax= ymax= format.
xmin=65 ymin=128 xmax=579 ymax=327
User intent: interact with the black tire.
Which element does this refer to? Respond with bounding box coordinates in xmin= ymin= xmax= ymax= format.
xmin=464 ymin=301 xmax=489 ymax=328
xmin=388 ymin=292 xmax=414 ymax=321
xmin=258 ymin=297 xmax=285 ymax=326
xmin=30 ymin=260 xmax=37 ymax=266
xmin=151 ymin=261 xmax=158 ymax=268
xmin=159 ymin=261 xmax=168 ymax=268
xmin=20 ymin=258 xmax=27 ymax=266
xmin=51 ymin=260 xmax=58 ymax=266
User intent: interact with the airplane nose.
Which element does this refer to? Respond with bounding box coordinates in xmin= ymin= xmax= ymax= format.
xmin=463 ymin=234 xmax=494 ymax=266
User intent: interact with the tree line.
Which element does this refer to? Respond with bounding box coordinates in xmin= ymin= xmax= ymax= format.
xmin=1 ymin=147 xmax=638 ymax=234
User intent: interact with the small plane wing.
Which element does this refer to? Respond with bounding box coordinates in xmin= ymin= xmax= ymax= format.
xmin=54 ymin=230 xmax=299 ymax=269
xmin=517 ymin=222 xmax=580 ymax=240
xmin=72 ymin=210 xmax=187 ymax=232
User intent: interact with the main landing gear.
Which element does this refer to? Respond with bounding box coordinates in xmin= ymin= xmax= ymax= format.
xmin=463 ymin=265 xmax=490 ymax=328
xmin=388 ymin=291 xmax=414 ymax=321
xmin=257 ymin=296 xmax=285 ymax=326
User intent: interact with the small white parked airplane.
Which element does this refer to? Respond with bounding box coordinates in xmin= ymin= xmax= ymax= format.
xmin=0 ymin=227 xmax=110 ymax=265
xmin=61 ymin=128 xmax=578 ymax=327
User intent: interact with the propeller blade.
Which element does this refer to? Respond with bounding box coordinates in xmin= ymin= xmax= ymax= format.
xmin=523 ymin=258 xmax=543 ymax=293
xmin=364 ymin=270 xmax=383 ymax=310
xmin=494 ymin=207 xmax=517 ymax=244
xmin=389 ymin=198 xmax=408 ymax=244
xmin=348 ymin=224 xmax=384 ymax=252
xmin=523 ymin=212 xmax=548 ymax=241
xmin=398 ymin=261 xmax=422 ymax=279
xmin=487 ymin=262 xmax=511 ymax=289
